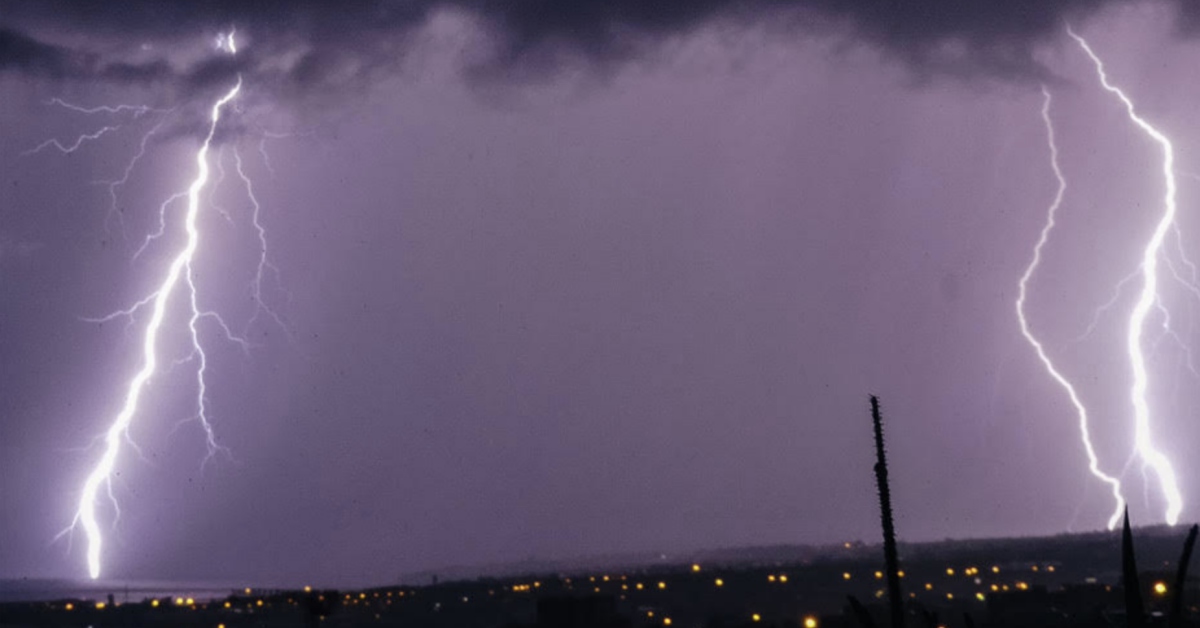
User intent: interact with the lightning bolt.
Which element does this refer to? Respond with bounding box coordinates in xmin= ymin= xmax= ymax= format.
xmin=69 ymin=77 xmax=242 ymax=579
xmin=1066 ymin=26 xmax=1184 ymax=526
xmin=1017 ymin=84 xmax=1128 ymax=530
xmin=1018 ymin=85 xmax=1126 ymax=530
xmin=39 ymin=29 xmax=283 ymax=580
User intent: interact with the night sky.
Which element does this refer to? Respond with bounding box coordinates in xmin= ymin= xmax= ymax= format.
xmin=5 ymin=0 xmax=1200 ymax=588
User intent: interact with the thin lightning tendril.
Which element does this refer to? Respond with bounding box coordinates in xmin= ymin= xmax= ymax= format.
xmin=233 ymin=147 xmax=291 ymax=339
xmin=99 ymin=120 xmax=168 ymax=239
xmin=46 ymin=98 xmax=166 ymax=117
xmin=1018 ymin=85 xmax=1126 ymax=530
xmin=1068 ymin=26 xmax=1183 ymax=526
xmin=23 ymin=126 xmax=121 ymax=156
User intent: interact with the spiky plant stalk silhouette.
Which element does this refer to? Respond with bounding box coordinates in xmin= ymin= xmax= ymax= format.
xmin=871 ymin=395 xmax=905 ymax=628
xmin=1169 ymin=524 xmax=1198 ymax=628
xmin=1123 ymin=507 xmax=1146 ymax=628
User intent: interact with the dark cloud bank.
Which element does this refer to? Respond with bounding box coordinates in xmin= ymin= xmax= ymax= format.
xmin=2 ymin=0 xmax=1198 ymax=102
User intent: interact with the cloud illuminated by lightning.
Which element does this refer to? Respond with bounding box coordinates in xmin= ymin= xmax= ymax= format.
xmin=1066 ymin=26 xmax=1183 ymax=526
xmin=1017 ymin=85 xmax=1126 ymax=530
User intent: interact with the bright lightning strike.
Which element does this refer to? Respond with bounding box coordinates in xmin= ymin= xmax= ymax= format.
xmin=71 ymin=77 xmax=242 ymax=579
xmin=41 ymin=29 xmax=287 ymax=580
xmin=1067 ymin=26 xmax=1184 ymax=526
xmin=1018 ymin=85 xmax=1126 ymax=530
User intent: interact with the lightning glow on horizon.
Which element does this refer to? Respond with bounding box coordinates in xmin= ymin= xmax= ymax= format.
xmin=1018 ymin=85 xmax=1126 ymax=530
xmin=1021 ymin=27 xmax=1185 ymax=529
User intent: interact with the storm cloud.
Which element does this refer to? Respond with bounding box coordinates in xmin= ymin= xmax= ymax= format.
xmin=0 ymin=0 xmax=1188 ymax=100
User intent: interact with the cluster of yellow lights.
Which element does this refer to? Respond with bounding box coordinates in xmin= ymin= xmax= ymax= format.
xmin=54 ymin=563 xmax=1037 ymax=625
xmin=1155 ymin=581 xmax=1169 ymax=596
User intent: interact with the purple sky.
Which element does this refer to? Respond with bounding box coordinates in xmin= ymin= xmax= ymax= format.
xmin=5 ymin=1 xmax=1200 ymax=587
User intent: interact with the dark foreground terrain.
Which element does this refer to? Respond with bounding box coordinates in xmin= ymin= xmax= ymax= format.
xmin=4 ymin=526 xmax=1199 ymax=627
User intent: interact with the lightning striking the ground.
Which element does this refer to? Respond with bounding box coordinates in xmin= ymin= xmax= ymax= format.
xmin=34 ymin=31 xmax=287 ymax=579
xmin=1018 ymin=86 xmax=1126 ymax=530
xmin=1067 ymin=27 xmax=1184 ymax=527
xmin=1023 ymin=28 xmax=1187 ymax=529
xmin=72 ymin=78 xmax=240 ymax=579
